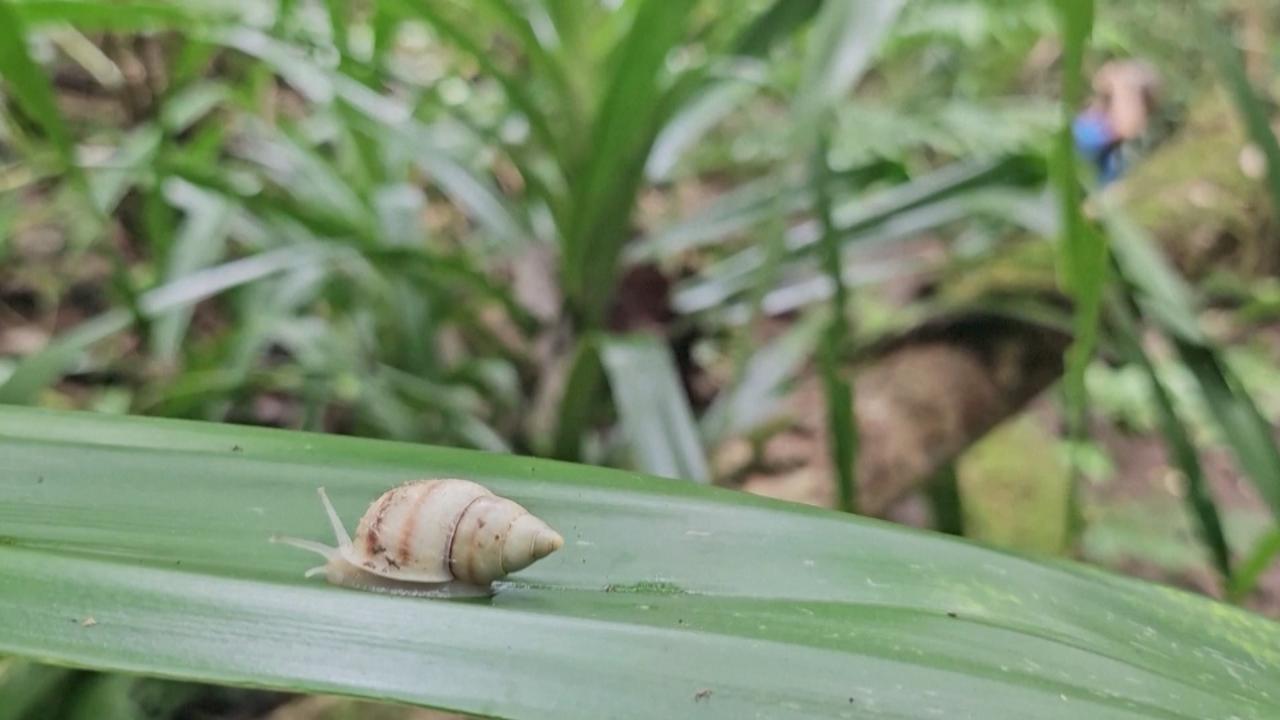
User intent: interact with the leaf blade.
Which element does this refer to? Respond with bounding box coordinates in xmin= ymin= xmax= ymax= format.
xmin=0 ymin=407 xmax=1279 ymax=719
xmin=601 ymin=334 xmax=710 ymax=483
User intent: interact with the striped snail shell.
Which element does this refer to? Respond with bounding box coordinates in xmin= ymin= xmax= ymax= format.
xmin=272 ymin=479 xmax=564 ymax=597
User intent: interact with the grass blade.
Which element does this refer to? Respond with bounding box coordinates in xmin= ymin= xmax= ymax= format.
xmin=1051 ymin=0 xmax=1101 ymax=439
xmin=0 ymin=659 xmax=76 ymax=720
xmin=1174 ymin=342 xmax=1280 ymax=522
xmin=701 ymin=311 xmax=826 ymax=445
xmin=560 ymin=0 xmax=697 ymax=325
xmin=1105 ymin=205 xmax=1280 ymax=525
xmin=1228 ymin=529 xmax=1280 ymax=603
xmin=2 ymin=406 xmax=1280 ymax=719
xmin=0 ymin=247 xmax=336 ymax=405
xmin=388 ymin=0 xmax=563 ymax=169
xmin=672 ymin=157 xmax=1028 ymax=310
xmin=12 ymin=0 xmax=211 ymax=30
xmin=926 ymin=464 xmax=965 ymax=537
xmin=634 ymin=158 xmax=902 ymax=262
xmin=549 ymin=337 xmax=604 ymax=461
xmin=0 ymin=1 xmax=82 ymax=192
xmin=813 ymin=129 xmax=858 ymax=513
xmin=600 ymin=334 xmax=710 ymax=483
xmin=732 ymin=0 xmax=822 ymax=58
xmin=1108 ymin=291 xmax=1233 ymax=581
xmin=794 ymin=0 xmax=906 ymax=136
xmin=645 ymin=71 xmax=762 ymax=182
xmin=151 ymin=183 xmax=233 ymax=363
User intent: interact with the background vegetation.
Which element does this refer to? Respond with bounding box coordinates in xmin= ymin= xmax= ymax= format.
xmin=2 ymin=0 xmax=1280 ymax=718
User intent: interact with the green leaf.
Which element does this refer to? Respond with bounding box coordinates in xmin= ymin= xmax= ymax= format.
xmin=2 ymin=407 xmax=1280 ymax=719
xmin=1229 ymin=529 xmax=1280 ymax=603
xmin=672 ymin=159 xmax=1021 ymax=314
xmin=560 ymin=0 xmax=697 ymax=325
xmin=0 ymin=658 xmax=76 ymax=720
xmin=1105 ymin=203 xmax=1280 ymax=529
xmin=549 ymin=336 xmax=604 ymax=461
xmin=645 ymin=70 xmax=763 ymax=182
xmin=794 ymin=0 xmax=906 ymax=136
xmin=11 ymin=0 xmax=212 ymax=30
xmin=400 ymin=124 xmax=531 ymax=247
xmin=732 ymin=0 xmax=823 ymax=58
xmin=1104 ymin=210 xmax=1204 ymax=344
xmin=1051 ymin=0 xmax=1100 ymax=439
xmin=0 ymin=1 xmax=82 ymax=191
xmin=600 ymin=334 xmax=710 ymax=483
xmin=633 ymin=158 xmax=903 ymax=263
xmin=86 ymin=125 xmax=163 ymax=217
xmin=472 ymin=0 xmax=579 ymax=130
xmin=387 ymin=0 xmax=563 ymax=166
xmin=1108 ymin=292 xmax=1232 ymax=581
xmin=151 ymin=182 xmax=233 ymax=363
xmin=1174 ymin=341 xmax=1280 ymax=523
xmin=813 ymin=131 xmax=857 ymax=513
xmin=701 ymin=310 xmax=826 ymax=444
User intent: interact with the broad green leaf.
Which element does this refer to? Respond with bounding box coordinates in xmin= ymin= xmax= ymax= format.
xmin=600 ymin=334 xmax=710 ymax=483
xmin=1 ymin=407 xmax=1280 ymax=719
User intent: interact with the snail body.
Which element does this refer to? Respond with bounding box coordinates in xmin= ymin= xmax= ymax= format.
xmin=272 ymin=479 xmax=563 ymax=597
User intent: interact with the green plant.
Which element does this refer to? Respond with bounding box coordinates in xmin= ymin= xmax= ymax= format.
xmin=2 ymin=406 xmax=1279 ymax=719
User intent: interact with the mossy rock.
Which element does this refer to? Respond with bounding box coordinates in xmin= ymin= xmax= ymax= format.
xmin=957 ymin=415 xmax=1072 ymax=555
xmin=1110 ymin=91 xmax=1276 ymax=278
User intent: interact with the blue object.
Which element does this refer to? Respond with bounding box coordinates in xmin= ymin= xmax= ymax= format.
xmin=1073 ymin=110 xmax=1123 ymax=184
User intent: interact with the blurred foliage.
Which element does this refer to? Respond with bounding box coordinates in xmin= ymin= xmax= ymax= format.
xmin=2 ymin=0 xmax=1280 ymax=714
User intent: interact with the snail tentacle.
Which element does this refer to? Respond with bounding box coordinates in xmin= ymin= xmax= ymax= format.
xmin=316 ymin=486 xmax=353 ymax=551
xmin=269 ymin=534 xmax=337 ymax=560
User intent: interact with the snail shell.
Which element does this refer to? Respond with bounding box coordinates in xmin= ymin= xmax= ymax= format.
xmin=272 ymin=479 xmax=563 ymax=596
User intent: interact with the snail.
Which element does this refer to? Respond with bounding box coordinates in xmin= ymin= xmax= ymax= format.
xmin=271 ymin=478 xmax=564 ymax=597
